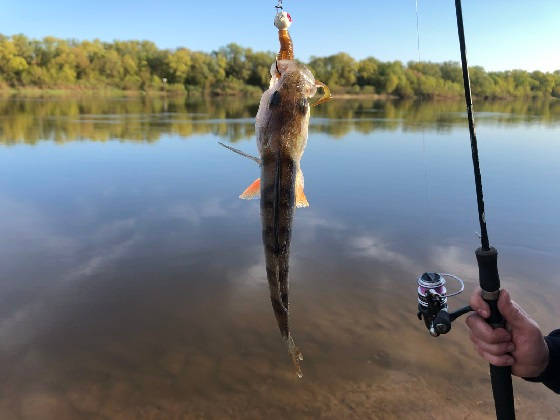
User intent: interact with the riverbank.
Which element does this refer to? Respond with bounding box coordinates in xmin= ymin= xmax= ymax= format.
xmin=2 ymin=87 xmax=557 ymax=102
xmin=0 ymin=87 xmax=185 ymax=98
xmin=0 ymin=88 xmax=394 ymax=100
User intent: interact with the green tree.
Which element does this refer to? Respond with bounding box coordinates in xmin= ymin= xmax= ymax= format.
xmin=0 ymin=33 xmax=558 ymax=99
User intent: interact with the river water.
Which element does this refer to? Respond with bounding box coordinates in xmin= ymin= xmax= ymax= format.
xmin=0 ymin=96 xmax=559 ymax=419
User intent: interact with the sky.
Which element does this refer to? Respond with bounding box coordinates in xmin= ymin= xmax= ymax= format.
xmin=3 ymin=0 xmax=560 ymax=72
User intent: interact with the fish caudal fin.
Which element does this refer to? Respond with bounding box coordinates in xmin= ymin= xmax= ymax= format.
xmin=288 ymin=334 xmax=304 ymax=378
xmin=295 ymin=170 xmax=309 ymax=208
xmin=239 ymin=178 xmax=261 ymax=200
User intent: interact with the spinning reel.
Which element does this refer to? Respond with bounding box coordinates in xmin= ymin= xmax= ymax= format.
xmin=417 ymin=272 xmax=473 ymax=337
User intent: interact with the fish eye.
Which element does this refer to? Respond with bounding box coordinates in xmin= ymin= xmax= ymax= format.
xmin=297 ymin=98 xmax=308 ymax=114
xmin=270 ymin=91 xmax=281 ymax=108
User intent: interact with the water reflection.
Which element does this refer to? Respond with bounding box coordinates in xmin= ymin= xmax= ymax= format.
xmin=1 ymin=96 xmax=560 ymax=145
xmin=0 ymin=96 xmax=559 ymax=418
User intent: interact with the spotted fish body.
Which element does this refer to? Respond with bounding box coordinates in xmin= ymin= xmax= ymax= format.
xmin=254 ymin=61 xmax=318 ymax=377
xmin=218 ymin=10 xmax=330 ymax=378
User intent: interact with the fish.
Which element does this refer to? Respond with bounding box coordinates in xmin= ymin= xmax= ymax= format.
xmin=220 ymin=9 xmax=331 ymax=378
xmin=234 ymin=59 xmax=330 ymax=378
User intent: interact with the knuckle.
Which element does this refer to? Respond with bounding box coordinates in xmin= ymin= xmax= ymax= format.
xmin=487 ymin=332 xmax=502 ymax=344
xmin=496 ymin=329 xmax=511 ymax=342
xmin=487 ymin=343 xmax=508 ymax=356
xmin=470 ymin=334 xmax=481 ymax=347
xmin=487 ymin=354 xmax=504 ymax=366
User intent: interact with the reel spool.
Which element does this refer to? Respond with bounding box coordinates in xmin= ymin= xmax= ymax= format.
xmin=417 ymin=272 xmax=471 ymax=337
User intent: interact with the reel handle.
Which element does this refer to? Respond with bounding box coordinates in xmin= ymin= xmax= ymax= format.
xmin=430 ymin=305 xmax=473 ymax=336
xmin=449 ymin=305 xmax=473 ymax=322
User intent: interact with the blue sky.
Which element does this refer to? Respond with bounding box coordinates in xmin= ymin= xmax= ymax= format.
xmin=3 ymin=0 xmax=560 ymax=72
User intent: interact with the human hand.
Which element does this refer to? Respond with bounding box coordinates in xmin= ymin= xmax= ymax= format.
xmin=465 ymin=288 xmax=549 ymax=378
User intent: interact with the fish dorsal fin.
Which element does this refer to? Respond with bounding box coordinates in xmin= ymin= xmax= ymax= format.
xmin=239 ymin=178 xmax=261 ymax=200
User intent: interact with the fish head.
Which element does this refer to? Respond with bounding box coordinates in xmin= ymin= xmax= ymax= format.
xmin=270 ymin=61 xmax=317 ymax=100
xmin=256 ymin=62 xmax=319 ymax=159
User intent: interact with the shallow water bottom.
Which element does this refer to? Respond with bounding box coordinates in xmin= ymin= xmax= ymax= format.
xmin=1 ymin=256 xmax=559 ymax=419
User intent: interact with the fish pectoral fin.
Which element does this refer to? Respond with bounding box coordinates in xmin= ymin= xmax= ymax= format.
xmin=239 ymin=178 xmax=261 ymax=200
xmin=295 ymin=177 xmax=309 ymax=208
xmin=218 ymin=141 xmax=262 ymax=166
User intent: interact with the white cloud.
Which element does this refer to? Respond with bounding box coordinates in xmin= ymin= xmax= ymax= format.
xmin=429 ymin=245 xmax=478 ymax=285
xmin=349 ymin=235 xmax=414 ymax=271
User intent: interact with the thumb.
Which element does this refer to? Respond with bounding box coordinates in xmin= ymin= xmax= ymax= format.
xmin=497 ymin=290 xmax=528 ymax=329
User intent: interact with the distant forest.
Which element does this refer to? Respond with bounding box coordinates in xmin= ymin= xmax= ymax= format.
xmin=1 ymin=34 xmax=560 ymax=99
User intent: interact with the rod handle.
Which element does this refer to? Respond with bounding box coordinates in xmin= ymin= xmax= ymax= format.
xmin=490 ymin=365 xmax=516 ymax=420
xmin=476 ymin=246 xmax=504 ymax=326
xmin=476 ymin=246 xmax=516 ymax=419
xmin=476 ymin=246 xmax=500 ymax=292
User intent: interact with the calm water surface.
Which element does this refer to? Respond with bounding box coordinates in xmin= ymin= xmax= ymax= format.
xmin=0 ymin=97 xmax=559 ymax=419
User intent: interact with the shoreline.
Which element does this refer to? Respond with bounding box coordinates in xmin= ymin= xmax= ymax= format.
xmin=0 ymin=88 xmax=558 ymax=102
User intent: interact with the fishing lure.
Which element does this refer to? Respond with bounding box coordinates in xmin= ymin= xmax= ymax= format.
xmin=274 ymin=10 xmax=294 ymax=61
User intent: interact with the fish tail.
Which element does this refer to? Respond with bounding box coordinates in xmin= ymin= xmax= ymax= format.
xmin=261 ymin=152 xmax=302 ymax=377
xmin=261 ymin=152 xmax=296 ymax=338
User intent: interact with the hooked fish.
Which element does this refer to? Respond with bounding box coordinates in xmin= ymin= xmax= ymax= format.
xmin=221 ymin=9 xmax=331 ymax=378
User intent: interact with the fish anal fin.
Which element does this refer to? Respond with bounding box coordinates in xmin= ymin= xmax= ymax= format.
xmin=239 ymin=178 xmax=261 ymax=200
xmin=295 ymin=177 xmax=309 ymax=208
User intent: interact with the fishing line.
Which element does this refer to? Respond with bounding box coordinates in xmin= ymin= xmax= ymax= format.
xmin=415 ymin=0 xmax=421 ymax=62
xmin=416 ymin=0 xmax=434 ymax=250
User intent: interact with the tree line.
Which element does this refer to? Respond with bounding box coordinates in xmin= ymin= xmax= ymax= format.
xmin=1 ymin=34 xmax=560 ymax=99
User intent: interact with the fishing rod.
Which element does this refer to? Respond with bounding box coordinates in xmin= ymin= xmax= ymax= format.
xmin=416 ymin=1 xmax=515 ymax=419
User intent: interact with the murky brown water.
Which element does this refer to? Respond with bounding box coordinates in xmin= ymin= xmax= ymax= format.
xmin=0 ymin=97 xmax=559 ymax=419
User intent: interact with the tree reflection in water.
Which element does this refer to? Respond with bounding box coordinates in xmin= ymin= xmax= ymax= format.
xmin=1 ymin=96 xmax=559 ymax=145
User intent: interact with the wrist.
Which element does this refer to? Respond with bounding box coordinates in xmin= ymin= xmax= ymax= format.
xmin=534 ymin=336 xmax=550 ymax=377
xmin=523 ymin=335 xmax=551 ymax=381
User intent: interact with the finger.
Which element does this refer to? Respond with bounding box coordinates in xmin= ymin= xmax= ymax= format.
xmin=469 ymin=287 xmax=490 ymax=318
xmin=478 ymin=349 xmax=514 ymax=367
xmin=471 ymin=333 xmax=515 ymax=356
xmin=498 ymin=290 xmax=530 ymax=329
xmin=466 ymin=313 xmax=511 ymax=344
